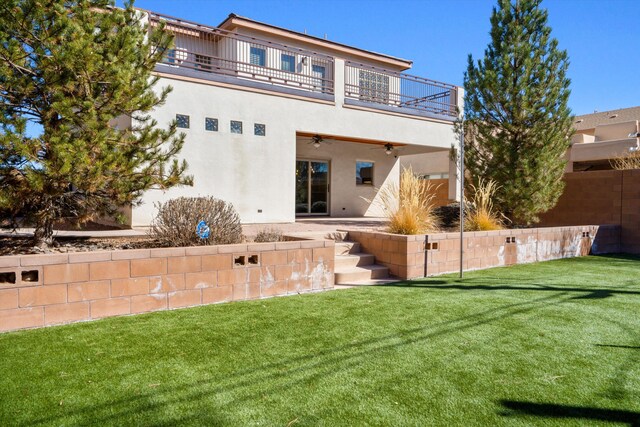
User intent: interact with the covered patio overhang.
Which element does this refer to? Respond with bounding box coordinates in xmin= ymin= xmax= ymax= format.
xmin=294 ymin=131 xmax=457 ymax=219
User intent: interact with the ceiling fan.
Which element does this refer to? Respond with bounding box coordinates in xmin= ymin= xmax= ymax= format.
xmin=370 ymin=143 xmax=403 ymax=156
xmin=302 ymin=134 xmax=332 ymax=149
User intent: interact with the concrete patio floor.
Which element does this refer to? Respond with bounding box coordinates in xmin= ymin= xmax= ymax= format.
xmin=243 ymin=217 xmax=388 ymax=239
xmin=2 ymin=217 xmax=389 ymax=240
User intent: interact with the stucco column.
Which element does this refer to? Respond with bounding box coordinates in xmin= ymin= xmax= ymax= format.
xmin=334 ymin=58 xmax=345 ymax=106
xmin=449 ymin=86 xmax=465 ymax=201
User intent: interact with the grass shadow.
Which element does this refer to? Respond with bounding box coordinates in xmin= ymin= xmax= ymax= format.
xmin=499 ymin=400 xmax=640 ymax=426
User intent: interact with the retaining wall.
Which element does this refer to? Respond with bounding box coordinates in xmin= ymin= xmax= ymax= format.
xmin=346 ymin=225 xmax=620 ymax=279
xmin=0 ymin=240 xmax=334 ymax=333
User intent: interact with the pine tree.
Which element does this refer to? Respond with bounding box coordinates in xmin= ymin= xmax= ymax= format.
xmin=462 ymin=0 xmax=573 ymax=225
xmin=0 ymin=0 xmax=192 ymax=245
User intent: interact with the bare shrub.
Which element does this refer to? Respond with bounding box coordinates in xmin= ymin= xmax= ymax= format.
xmin=465 ymin=178 xmax=504 ymax=231
xmin=611 ymin=150 xmax=640 ymax=170
xmin=378 ymin=167 xmax=440 ymax=235
xmin=150 ymin=197 xmax=243 ymax=247
xmin=254 ymin=228 xmax=285 ymax=243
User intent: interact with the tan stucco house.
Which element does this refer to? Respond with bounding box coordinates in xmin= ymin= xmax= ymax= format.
xmin=568 ymin=106 xmax=640 ymax=171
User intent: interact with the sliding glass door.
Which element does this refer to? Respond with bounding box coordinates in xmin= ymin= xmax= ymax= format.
xmin=295 ymin=160 xmax=329 ymax=215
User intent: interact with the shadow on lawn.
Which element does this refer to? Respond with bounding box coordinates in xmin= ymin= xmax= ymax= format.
xmin=499 ymin=400 xmax=640 ymax=426
xmin=27 ymin=291 xmax=575 ymax=426
xmin=385 ymin=280 xmax=640 ymax=300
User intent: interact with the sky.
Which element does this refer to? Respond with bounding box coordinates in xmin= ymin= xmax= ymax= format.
xmin=127 ymin=0 xmax=640 ymax=116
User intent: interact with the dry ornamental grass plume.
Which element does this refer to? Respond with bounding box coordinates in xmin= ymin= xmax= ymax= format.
xmin=150 ymin=197 xmax=243 ymax=247
xmin=611 ymin=150 xmax=640 ymax=170
xmin=465 ymin=178 xmax=504 ymax=231
xmin=378 ymin=167 xmax=440 ymax=235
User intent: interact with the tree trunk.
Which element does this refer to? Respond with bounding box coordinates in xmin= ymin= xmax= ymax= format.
xmin=33 ymin=212 xmax=55 ymax=248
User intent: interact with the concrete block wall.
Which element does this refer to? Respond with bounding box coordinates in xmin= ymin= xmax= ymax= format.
xmin=347 ymin=225 xmax=618 ymax=279
xmin=425 ymin=178 xmax=451 ymax=207
xmin=539 ymin=169 xmax=640 ymax=254
xmin=0 ymin=240 xmax=334 ymax=333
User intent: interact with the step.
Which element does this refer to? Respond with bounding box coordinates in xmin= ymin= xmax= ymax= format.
xmin=334 ymin=241 xmax=361 ymax=255
xmin=334 ymin=265 xmax=389 ymax=284
xmin=335 ymin=277 xmax=400 ymax=288
xmin=335 ymin=253 xmax=375 ymax=269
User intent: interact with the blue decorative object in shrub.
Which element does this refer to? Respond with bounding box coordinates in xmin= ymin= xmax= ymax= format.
xmin=196 ymin=220 xmax=210 ymax=239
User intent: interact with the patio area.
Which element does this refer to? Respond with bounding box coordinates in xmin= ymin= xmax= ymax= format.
xmin=0 ymin=217 xmax=389 ymax=240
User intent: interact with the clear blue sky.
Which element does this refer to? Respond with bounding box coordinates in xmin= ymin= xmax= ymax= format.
xmin=128 ymin=0 xmax=640 ymax=116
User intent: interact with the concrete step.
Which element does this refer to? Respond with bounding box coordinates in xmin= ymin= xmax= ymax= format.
xmin=334 ymin=241 xmax=361 ymax=255
xmin=286 ymin=231 xmax=348 ymax=241
xmin=334 ymin=264 xmax=389 ymax=284
xmin=334 ymin=277 xmax=400 ymax=288
xmin=335 ymin=253 xmax=375 ymax=269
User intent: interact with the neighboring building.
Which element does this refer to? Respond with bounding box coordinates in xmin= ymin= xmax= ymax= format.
xmin=568 ymin=106 xmax=640 ymax=171
xmin=126 ymin=10 xmax=462 ymax=227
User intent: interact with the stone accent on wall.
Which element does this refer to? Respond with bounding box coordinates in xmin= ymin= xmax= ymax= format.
xmin=0 ymin=240 xmax=334 ymax=333
xmin=346 ymin=225 xmax=619 ymax=280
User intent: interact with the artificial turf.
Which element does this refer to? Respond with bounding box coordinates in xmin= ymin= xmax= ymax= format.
xmin=1 ymin=254 xmax=639 ymax=426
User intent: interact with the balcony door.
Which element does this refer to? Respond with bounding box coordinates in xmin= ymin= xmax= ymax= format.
xmin=296 ymin=160 xmax=329 ymax=215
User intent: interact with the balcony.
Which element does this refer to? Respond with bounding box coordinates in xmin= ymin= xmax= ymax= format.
xmin=344 ymin=62 xmax=458 ymax=120
xmin=148 ymin=12 xmax=334 ymax=101
xmin=147 ymin=11 xmax=459 ymax=121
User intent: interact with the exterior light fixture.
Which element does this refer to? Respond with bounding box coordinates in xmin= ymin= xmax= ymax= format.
xmin=312 ymin=134 xmax=322 ymax=149
xmin=384 ymin=143 xmax=393 ymax=155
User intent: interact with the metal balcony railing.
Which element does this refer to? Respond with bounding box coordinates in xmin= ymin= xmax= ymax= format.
xmin=147 ymin=11 xmax=335 ymax=96
xmin=345 ymin=61 xmax=458 ymax=118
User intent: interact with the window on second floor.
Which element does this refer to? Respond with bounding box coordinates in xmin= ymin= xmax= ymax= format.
xmin=312 ymin=64 xmax=326 ymax=92
xmin=250 ymin=46 xmax=266 ymax=66
xmin=281 ymin=54 xmax=295 ymax=72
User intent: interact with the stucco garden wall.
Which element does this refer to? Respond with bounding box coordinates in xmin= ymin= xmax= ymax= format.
xmin=0 ymin=240 xmax=334 ymax=333
xmin=346 ymin=225 xmax=619 ymax=279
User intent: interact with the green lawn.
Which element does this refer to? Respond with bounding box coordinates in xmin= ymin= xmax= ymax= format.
xmin=1 ymin=255 xmax=639 ymax=426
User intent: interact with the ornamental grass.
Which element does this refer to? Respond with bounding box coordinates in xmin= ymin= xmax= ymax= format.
xmin=379 ymin=167 xmax=439 ymax=235
xmin=465 ymin=178 xmax=504 ymax=231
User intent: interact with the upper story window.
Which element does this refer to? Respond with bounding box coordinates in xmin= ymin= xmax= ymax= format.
xmin=359 ymin=70 xmax=389 ymax=104
xmin=166 ymin=47 xmax=187 ymax=65
xmin=312 ymin=64 xmax=326 ymax=92
xmin=281 ymin=54 xmax=295 ymax=72
xmin=250 ymin=47 xmax=266 ymax=66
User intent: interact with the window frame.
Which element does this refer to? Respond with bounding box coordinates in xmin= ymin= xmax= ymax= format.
xmin=230 ymin=120 xmax=243 ymax=134
xmin=250 ymin=46 xmax=266 ymax=67
xmin=205 ymin=117 xmax=218 ymax=132
xmin=254 ymin=123 xmax=266 ymax=136
xmin=281 ymin=53 xmax=295 ymax=72
xmin=176 ymin=114 xmax=190 ymax=129
xmin=356 ymin=161 xmax=374 ymax=186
